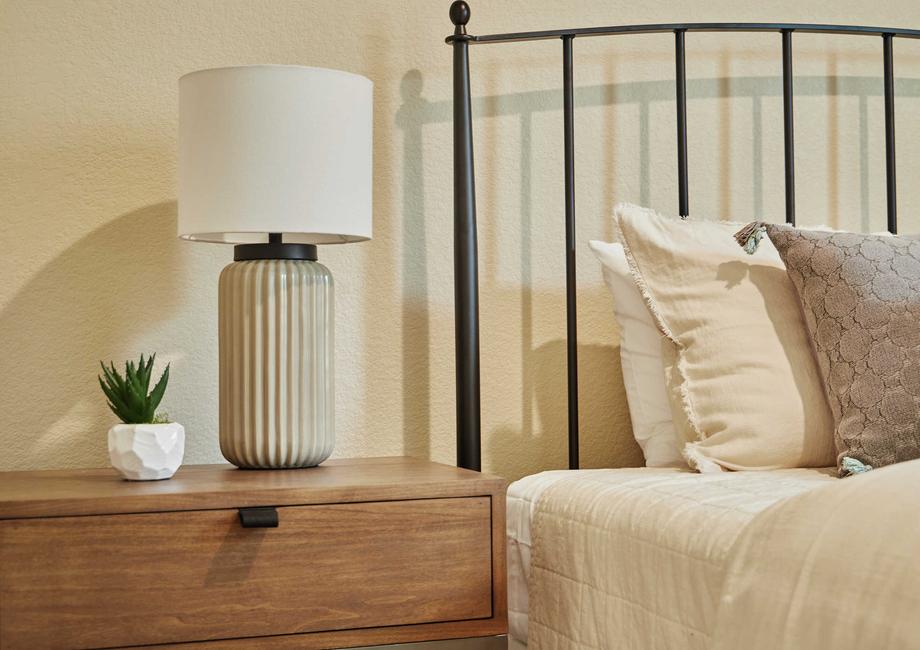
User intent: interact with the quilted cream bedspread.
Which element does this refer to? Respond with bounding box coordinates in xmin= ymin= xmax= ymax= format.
xmin=527 ymin=467 xmax=836 ymax=649
xmin=711 ymin=458 xmax=920 ymax=649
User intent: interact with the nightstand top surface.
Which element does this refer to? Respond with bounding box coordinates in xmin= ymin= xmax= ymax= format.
xmin=0 ymin=457 xmax=506 ymax=520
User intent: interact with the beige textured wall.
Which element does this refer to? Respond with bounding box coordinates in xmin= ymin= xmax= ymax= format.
xmin=2 ymin=0 xmax=919 ymax=480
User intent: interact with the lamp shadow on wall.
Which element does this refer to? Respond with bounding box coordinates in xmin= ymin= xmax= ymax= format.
xmin=398 ymin=70 xmax=919 ymax=479
xmin=0 ymin=202 xmax=181 ymax=469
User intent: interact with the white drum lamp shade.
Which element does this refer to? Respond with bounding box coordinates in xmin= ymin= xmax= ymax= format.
xmin=178 ymin=65 xmax=372 ymax=243
xmin=178 ymin=65 xmax=372 ymax=469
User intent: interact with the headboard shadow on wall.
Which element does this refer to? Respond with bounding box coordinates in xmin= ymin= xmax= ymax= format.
xmin=433 ymin=1 xmax=920 ymax=479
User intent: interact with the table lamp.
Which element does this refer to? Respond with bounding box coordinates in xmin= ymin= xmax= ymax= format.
xmin=178 ymin=65 xmax=372 ymax=468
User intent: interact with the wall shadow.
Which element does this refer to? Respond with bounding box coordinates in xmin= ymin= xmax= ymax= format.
xmin=395 ymin=69 xmax=432 ymax=460
xmin=0 ymin=202 xmax=182 ymax=469
xmin=486 ymin=340 xmax=641 ymax=481
xmin=403 ymin=72 xmax=920 ymax=221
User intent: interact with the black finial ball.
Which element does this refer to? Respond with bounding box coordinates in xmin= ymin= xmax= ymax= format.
xmin=449 ymin=0 xmax=470 ymax=26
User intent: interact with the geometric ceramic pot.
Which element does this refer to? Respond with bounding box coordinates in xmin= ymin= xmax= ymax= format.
xmin=218 ymin=259 xmax=335 ymax=469
xmin=108 ymin=422 xmax=185 ymax=481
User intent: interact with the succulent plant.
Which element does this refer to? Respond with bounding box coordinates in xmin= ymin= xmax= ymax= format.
xmin=98 ymin=354 xmax=170 ymax=424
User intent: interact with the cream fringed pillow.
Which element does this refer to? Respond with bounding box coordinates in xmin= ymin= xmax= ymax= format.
xmin=614 ymin=204 xmax=836 ymax=471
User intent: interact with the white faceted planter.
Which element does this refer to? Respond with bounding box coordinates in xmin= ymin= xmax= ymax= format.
xmin=108 ymin=423 xmax=185 ymax=481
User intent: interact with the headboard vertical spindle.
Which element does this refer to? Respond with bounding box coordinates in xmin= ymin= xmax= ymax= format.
xmin=562 ymin=35 xmax=580 ymax=469
xmin=782 ymin=30 xmax=797 ymax=224
xmin=675 ymin=30 xmax=690 ymax=216
xmin=884 ymin=33 xmax=898 ymax=233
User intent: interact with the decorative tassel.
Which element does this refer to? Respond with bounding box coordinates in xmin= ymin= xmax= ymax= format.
xmin=841 ymin=456 xmax=873 ymax=476
xmin=734 ymin=221 xmax=767 ymax=255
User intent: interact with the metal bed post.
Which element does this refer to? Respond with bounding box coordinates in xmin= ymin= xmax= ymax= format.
xmin=450 ymin=0 xmax=482 ymax=470
xmin=782 ymin=30 xmax=796 ymax=225
xmin=884 ymin=33 xmax=898 ymax=233
xmin=562 ymin=35 xmax=580 ymax=470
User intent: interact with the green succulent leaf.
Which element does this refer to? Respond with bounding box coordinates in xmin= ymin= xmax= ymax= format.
xmin=143 ymin=354 xmax=156 ymax=393
xmin=107 ymin=362 xmax=124 ymax=392
xmin=100 ymin=362 xmax=122 ymax=393
xmin=98 ymin=354 xmax=171 ymax=424
xmin=146 ymin=363 xmax=170 ymax=421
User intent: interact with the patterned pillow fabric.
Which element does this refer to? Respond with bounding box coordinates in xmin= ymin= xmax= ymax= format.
xmin=738 ymin=222 xmax=920 ymax=476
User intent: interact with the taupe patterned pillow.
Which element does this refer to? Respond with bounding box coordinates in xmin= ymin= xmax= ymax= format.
xmin=738 ymin=223 xmax=920 ymax=476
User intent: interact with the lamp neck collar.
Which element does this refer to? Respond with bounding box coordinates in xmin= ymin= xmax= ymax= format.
xmin=233 ymin=242 xmax=318 ymax=261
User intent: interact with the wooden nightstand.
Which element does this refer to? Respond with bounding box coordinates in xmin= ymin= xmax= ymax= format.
xmin=0 ymin=457 xmax=507 ymax=649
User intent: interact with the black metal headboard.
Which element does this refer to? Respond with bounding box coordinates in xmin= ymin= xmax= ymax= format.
xmin=446 ymin=0 xmax=919 ymax=471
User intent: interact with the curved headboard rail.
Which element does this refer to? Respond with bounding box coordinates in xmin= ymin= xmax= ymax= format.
xmin=446 ymin=0 xmax=913 ymax=471
xmin=446 ymin=21 xmax=920 ymax=45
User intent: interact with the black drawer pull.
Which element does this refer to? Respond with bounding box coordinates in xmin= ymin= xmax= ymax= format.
xmin=238 ymin=507 xmax=279 ymax=528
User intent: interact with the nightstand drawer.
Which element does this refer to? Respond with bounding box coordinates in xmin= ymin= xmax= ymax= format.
xmin=0 ymin=496 xmax=493 ymax=649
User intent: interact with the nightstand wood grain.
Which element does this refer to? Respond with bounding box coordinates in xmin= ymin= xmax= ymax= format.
xmin=0 ymin=457 xmax=507 ymax=649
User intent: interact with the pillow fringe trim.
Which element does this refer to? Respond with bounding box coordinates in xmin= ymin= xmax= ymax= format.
xmin=613 ymin=203 xmax=708 ymax=456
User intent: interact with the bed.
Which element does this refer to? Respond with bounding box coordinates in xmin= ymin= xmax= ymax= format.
xmin=445 ymin=2 xmax=920 ymax=648
xmin=506 ymin=462 xmax=920 ymax=649
xmin=506 ymin=467 xmax=837 ymax=647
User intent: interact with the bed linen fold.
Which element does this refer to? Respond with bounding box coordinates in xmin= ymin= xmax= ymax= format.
xmin=711 ymin=458 xmax=920 ymax=650
xmin=525 ymin=467 xmax=835 ymax=649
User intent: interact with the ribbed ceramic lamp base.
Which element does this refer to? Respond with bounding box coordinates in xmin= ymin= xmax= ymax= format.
xmin=218 ymin=260 xmax=334 ymax=469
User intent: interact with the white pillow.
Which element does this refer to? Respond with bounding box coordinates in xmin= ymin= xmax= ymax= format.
xmin=589 ymin=240 xmax=684 ymax=467
xmin=614 ymin=203 xmax=836 ymax=471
